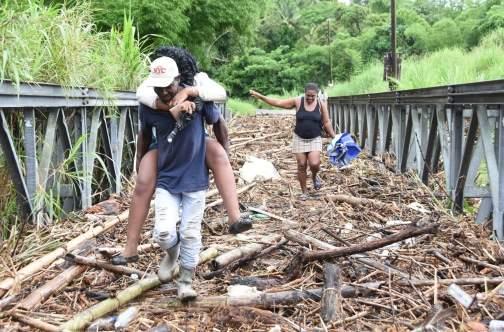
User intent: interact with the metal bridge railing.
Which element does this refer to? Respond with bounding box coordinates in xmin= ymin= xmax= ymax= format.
xmin=0 ymin=80 xmax=227 ymax=223
xmin=328 ymin=79 xmax=504 ymax=239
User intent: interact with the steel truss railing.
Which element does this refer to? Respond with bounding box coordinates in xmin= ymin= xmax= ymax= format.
xmin=0 ymin=80 xmax=227 ymax=222
xmin=328 ymin=79 xmax=504 ymax=239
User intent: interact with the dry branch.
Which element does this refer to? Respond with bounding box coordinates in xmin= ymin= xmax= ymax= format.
xmin=65 ymin=254 xmax=146 ymax=277
xmin=302 ymin=223 xmax=439 ymax=262
xmin=59 ymin=247 xmax=219 ymax=331
xmin=286 ymin=229 xmax=416 ymax=280
xmin=0 ymin=211 xmax=128 ymax=298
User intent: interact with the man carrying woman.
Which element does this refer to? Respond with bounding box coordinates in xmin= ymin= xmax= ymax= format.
xmin=112 ymin=47 xmax=251 ymax=266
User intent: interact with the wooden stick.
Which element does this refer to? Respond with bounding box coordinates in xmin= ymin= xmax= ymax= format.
xmin=327 ymin=194 xmax=392 ymax=210
xmin=0 ymin=211 xmax=128 ymax=298
xmin=10 ymin=312 xmax=59 ymax=332
xmin=60 ymin=247 xmax=219 ymax=331
xmin=16 ymin=264 xmax=88 ymax=311
xmin=285 ymin=229 xmax=416 ymax=281
xmin=65 ymin=254 xmax=147 ymax=277
xmin=204 ymin=238 xmax=288 ymax=279
xmin=248 ymin=207 xmax=297 ymax=226
xmin=320 ymin=263 xmax=342 ymax=323
xmin=303 ymin=223 xmax=439 ymax=262
xmin=97 ymin=243 xmax=158 ymax=256
xmin=157 ymin=283 xmax=381 ymax=309
xmin=211 ymin=236 xmax=280 ymax=270
xmin=397 ymin=276 xmax=504 ymax=287
xmin=230 ymin=132 xmax=282 ymax=149
xmin=205 ymin=182 xmax=256 ymax=209
xmin=458 ymin=255 xmax=504 ymax=272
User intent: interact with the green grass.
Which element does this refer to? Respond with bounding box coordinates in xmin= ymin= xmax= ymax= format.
xmin=0 ymin=1 xmax=147 ymax=91
xmin=327 ymin=28 xmax=504 ymax=96
xmin=227 ymin=98 xmax=257 ymax=116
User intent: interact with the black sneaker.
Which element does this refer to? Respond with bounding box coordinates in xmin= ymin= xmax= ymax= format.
xmin=228 ymin=215 xmax=253 ymax=234
xmin=110 ymin=254 xmax=139 ymax=266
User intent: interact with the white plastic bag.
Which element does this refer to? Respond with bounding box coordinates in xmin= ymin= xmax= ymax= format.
xmin=239 ymin=156 xmax=281 ymax=183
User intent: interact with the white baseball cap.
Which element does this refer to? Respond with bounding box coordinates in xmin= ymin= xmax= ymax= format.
xmin=144 ymin=57 xmax=180 ymax=87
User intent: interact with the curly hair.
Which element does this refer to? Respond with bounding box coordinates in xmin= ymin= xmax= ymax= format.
xmin=151 ymin=46 xmax=199 ymax=86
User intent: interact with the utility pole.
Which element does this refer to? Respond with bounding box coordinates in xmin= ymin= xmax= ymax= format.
xmin=391 ymin=0 xmax=397 ymax=79
xmin=327 ymin=19 xmax=333 ymax=85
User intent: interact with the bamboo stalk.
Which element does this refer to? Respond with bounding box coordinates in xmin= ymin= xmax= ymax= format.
xmin=60 ymin=247 xmax=219 ymax=331
xmin=320 ymin=263 xmax=342 ymax=323
xmin=11 ymin=312 xmax=59 ymax=332
xmin=158 ymin=282 xmax=381 ymax=309
xmin=0 ymin=211 xmax=128 ymax=298
xmin=211 ymin=237 xmax=278 ymax=271
xmin=16 ymin=264 xmax=88 ymax=311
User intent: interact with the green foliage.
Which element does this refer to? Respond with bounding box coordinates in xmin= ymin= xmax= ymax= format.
xmin=328 ymin=28 xmax=504 ymax=95
xmin=227 ymin=98 xmax=257 ymax=116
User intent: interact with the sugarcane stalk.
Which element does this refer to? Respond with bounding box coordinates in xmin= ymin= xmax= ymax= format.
xmin=60 ymin=247 xmax=218 ymax=331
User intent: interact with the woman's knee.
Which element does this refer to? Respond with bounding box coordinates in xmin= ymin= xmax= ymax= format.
xmin=134 ymin=173 xmax=155 ymax=197
xmin=309 ymin=160 xmax=320 ymax=171
xmin=206 ymin=139 xmax=230 ymax=171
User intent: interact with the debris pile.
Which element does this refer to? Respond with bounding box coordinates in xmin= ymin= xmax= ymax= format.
xmin=0 ymin=115 xmax=501 ymax=331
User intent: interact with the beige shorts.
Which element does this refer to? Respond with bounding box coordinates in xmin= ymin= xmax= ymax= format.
xmin=291 ymin=133 xmax=322 ymax=153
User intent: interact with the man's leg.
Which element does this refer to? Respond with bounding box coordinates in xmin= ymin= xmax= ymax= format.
xmin=154 ymin=188 xmax=181 ymax=282
xmin=307 ymin=150 xmax=321 ymax=190
xmin=205 ymin=138 xmax=252 ymax=234
xmin=177 ymin=190 xmax=206 ymax=300
xmin=295 ymin=153 xmax=308 ymax=194
xmin=112 ymin=149 xmax=157 ymax=265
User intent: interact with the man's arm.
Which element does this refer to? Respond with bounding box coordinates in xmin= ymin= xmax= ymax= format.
xmin=213 ymin=114 xmax=229 ymax=154
xmin=249 ymin=90 xmax=297 ymax=109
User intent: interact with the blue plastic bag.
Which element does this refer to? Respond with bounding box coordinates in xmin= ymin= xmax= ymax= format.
xmin=326 ymin=133 xmax=361 ymax=167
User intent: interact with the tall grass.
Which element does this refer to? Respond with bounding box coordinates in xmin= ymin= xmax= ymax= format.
xmin=0 ymin=0 xmax=147 ymax=91
xmin=328 ymin=28 xmax=504 ymax=96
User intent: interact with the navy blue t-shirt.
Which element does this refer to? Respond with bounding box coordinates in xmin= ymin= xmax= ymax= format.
xmin=139 ymin=101 xmax=220 ymax=193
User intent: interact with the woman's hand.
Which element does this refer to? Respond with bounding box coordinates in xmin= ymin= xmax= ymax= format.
xmin=169 ymin=100 xmax=196 ymax=119
xmin=249 ymin=90 xmax=262 ymax=99
xmin=169 ymin=87 xmax=198 ymax=107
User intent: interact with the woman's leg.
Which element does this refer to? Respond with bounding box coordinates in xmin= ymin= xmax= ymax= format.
xmin=113 ymin=149 xmax=158 ymax=264
xmin=205 ymin=138 xmax=251 ymax=233
xmin=307 ymin=150 xmax=321 ymax=189
xmin=295 ymin=153 xmax=308 ymax=193
xmin=205 ymin=138 xmax=240 ymax=222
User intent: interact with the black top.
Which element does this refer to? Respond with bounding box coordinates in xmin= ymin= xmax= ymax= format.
xmin=294 ymin=97 xmax=322 ymax=139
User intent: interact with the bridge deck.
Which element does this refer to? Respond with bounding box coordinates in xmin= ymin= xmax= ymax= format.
xmin=0 ymin=115 xmax=497 ymax=331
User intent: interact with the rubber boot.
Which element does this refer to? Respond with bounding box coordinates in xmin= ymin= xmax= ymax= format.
xmin=157 ymin=243 xmax=180 ymax=283
xmin=177 ymin=267 xmax=197 ymax=301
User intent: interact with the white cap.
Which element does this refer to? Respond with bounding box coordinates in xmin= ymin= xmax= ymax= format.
xmin=144 ymin=57 xmax=179 ymax=87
